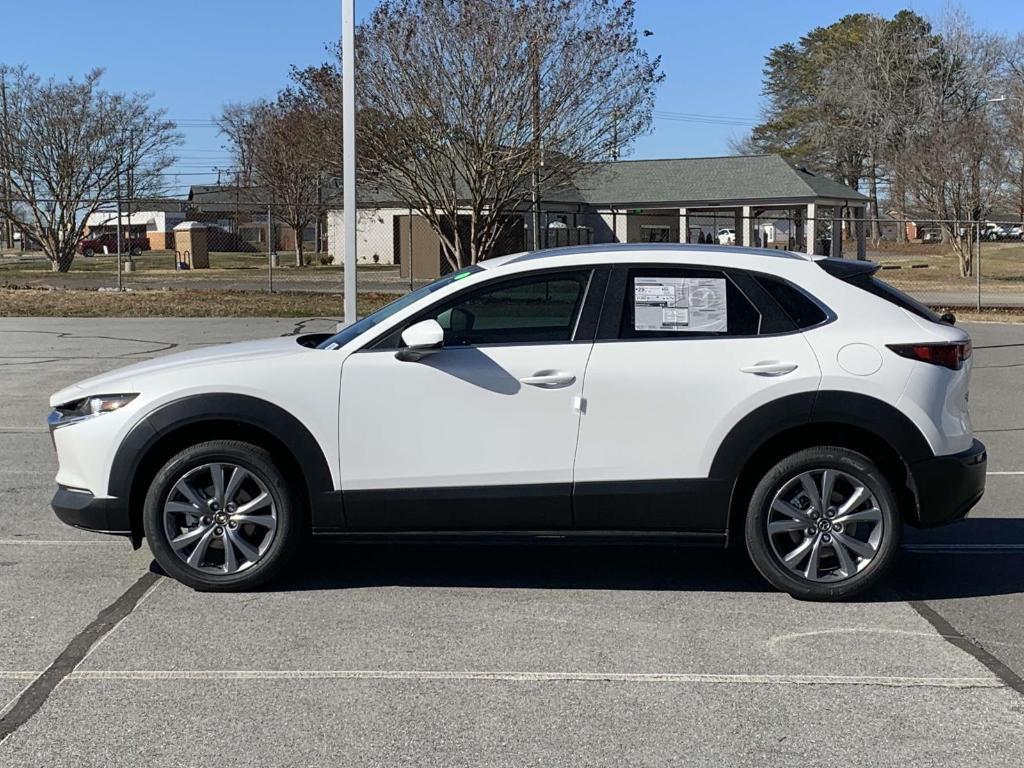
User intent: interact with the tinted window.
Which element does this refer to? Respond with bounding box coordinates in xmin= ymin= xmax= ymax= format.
xmin=619 ymin=267 xmax=760 ymax=339
xmin=317 ymin=266 xmax=483 ymax=349
xmin=429 ymin=270 xmax=591 ymax=346
xmin=755 ymin=274 xmax=828 ymax=328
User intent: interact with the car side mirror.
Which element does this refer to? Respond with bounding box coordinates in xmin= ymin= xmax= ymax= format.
xmin=396 ymin=319 xmax=444 ymax=362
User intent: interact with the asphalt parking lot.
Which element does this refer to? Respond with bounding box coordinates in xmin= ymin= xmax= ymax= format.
xmin=1 ymin=317 xmax=1024 ymax=766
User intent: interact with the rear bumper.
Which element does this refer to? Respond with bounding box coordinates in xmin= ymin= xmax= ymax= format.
xmin=51 ymin=485 xmax=132 ymax=536
xmin=908 ymin=439 xmax=987 ymax=527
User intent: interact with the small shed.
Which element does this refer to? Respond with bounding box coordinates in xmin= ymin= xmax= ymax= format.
xmin=173 ymin=220 xmax=210 ymax=269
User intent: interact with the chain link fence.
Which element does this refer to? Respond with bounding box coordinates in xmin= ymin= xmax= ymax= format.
xmin=2 ymin=199 xmax=1022 ymax=312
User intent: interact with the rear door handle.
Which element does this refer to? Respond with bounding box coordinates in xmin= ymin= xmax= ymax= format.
xmin=519 ymin=370 xmax=576 ymax=388
xmin=740 ymin=361 xmax=799 ymax=377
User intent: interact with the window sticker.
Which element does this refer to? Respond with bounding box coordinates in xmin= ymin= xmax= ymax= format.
xmin=633 ymin=276 xmax=728 ymax=332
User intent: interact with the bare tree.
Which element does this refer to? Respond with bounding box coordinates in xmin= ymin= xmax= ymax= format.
xmin=0 ymin=67 xmax=178 ymax=272
xmin=219 ymin=86 xmax=336 ymax=267
xmin=902 ymin=12 xmax=1006 ymax=276
xmin=347 ymin=0 xmax=661 ymax=269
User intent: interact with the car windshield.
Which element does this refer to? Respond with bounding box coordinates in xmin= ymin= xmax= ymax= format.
xmin=316 ymin=265 xmax=484 ymax=350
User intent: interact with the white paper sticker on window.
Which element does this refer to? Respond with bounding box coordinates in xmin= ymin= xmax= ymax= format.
xmin=633 ymin=276 xmax=728 ymax=332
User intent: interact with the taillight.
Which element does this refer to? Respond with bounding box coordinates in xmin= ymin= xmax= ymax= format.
xmin=887 ymin=342 xmax=971 ymax=370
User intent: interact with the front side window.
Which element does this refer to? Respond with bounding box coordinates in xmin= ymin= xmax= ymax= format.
xmin=619 ymin=267 xmax=761 ymax=338
xmin=429 ymin=270 xmax=591 ymax=346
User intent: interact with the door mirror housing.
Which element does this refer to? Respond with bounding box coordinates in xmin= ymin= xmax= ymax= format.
xmin=396 ymin=318 xmax=444 ymax=361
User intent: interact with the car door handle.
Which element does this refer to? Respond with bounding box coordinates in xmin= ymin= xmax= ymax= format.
xmin=519 ymin=370 xmax=576 ymax=388
xmin=740 ymin=361 xmax=799 ymax=377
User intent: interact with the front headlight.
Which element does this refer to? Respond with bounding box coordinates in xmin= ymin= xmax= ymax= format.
xmin=48 ymin=393 xmax=139 ymax=430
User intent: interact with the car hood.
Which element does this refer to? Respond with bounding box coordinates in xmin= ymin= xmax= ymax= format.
xmin=49 ymin=336 xmax=307 ymax=407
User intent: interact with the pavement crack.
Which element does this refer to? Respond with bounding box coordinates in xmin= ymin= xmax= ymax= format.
xmin=0 ymin=570 xmax=161 ymax=745
xmin=282 ymin=317 xmax=340 ymax=337
xmin=905 ymin=597 xmax=1024 ymax=697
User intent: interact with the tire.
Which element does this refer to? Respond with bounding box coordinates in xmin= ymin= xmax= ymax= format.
xmin=744 ymin=446 xmax=901 ymax=601
xmin=130 ymin=246 xmax=142 ymax=257
xmin=83 ymin=248 xmax=95 ymax=257
xmin=143 ymin=439 xmax=303 ymax=591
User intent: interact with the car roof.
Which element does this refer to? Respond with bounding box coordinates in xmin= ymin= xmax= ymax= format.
xmin=481 ymin=242 xmax=812 ymax=270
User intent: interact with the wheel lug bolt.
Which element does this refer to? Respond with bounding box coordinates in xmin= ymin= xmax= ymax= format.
xmin=805 ymin=528 xmax=815 ymax=536
xmin=822 ymin=534 xmax=832 ymax=543
xmin=228 ymin=521 xmax=237 ymax=529
xmin=834 ymin=523 xmax=843 ymax=533
xmin=214 ymin=526 xmax=223 ymax=535
xmin=226 ymin=503 xmax=237 ymax=513
xmin=810 ymin=511 xmax=819 ymax=520
xmin=826 ymin=509 xmax=835 ymax=518
xmin=201 ymin=516 xmax=212 ymax=525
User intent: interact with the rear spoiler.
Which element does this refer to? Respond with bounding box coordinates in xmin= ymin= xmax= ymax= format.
xmin=816 ymin=258 xmax=880 ymax=279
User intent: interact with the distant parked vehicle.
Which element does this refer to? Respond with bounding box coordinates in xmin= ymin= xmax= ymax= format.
xmin=982 ymin=223 xmax=1009 ymax=241
xmin=717 ymin=228 xmax=736 ymax=245
xmin=77 ymin=232 xmax=150 ymax=257
xmin=1003 ymin=224 xmax=1023 ymax=240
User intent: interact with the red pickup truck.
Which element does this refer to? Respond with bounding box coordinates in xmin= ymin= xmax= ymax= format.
xmin=77 ymin=232 xmax=150 ymax=257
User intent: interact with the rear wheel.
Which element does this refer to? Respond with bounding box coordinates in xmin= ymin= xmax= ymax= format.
xmin=83 ymin=248 xmax=95 ymax=257
xmin=130 ymin=245 xmax=142 ymax=256
xmin=744 ymin=446 xmax=900 ymax=601
xmin=143 ymin=440 xmax=302 ymax=590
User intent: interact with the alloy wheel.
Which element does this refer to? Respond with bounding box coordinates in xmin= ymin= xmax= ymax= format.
xmin=162 ymin=462 xmax=278 ymax=575
xmin=766 ymin=468 xmax=884 ymax=583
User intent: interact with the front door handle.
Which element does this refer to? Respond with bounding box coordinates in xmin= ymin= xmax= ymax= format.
xmin=520 ymin=370 xmax=576 ymax=388
xmin=740 ymin=361 xmax=799 ymax=377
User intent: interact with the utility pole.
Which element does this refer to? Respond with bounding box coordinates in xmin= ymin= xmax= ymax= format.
xmin=115 ymin=158 xmax=123 ymax=291
xmin=342 ymin=0 xmax=357 ymax=326
xmin=0 ymin=73 xmax=14 ymax=252
xmin=530 ymin=37 xmax=541 ymax=251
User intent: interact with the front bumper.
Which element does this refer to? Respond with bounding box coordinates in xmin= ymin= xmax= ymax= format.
xmin=51 ymin=485 xmax=132 ymax=536
xmin=908 ymin=439 xmax=987 ymax=527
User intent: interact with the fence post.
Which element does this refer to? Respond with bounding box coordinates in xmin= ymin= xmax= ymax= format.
xmin=115 ymin=195 xmax=123 ymax=292
xmin=976 ymin=222 xmax=981 ymax=312
xmin=267 ymin=205 xmax=274 ymax=293
xmin=408 ymin=206 xmax=414 ymax=293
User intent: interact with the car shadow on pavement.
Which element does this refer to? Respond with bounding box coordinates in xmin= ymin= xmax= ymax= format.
xmin=270 ymin=541 xmax=775 ymax=594
xmin=250 ymin=518 xmax=1024 ymax=601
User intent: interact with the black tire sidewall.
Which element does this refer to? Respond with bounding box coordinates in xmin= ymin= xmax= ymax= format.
xmin=143 ymin=440 xmax=300 ymax=591
xmin=744 ymin=447 xmax=901 ymax=601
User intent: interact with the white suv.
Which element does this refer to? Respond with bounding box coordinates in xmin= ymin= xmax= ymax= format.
xmin=48 ymin=244 xmax=986 ymax=600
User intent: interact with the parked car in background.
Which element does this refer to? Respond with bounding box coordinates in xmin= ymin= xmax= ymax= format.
xmin=48 ymin=243 xmax=985 ymax=600
xmin=982 ymin=223 xmax=1009 ymax=241
xmin=1003 ymin=224 xmax=1023 ymax=240
xmin=77 ymin=232 xmax=150 ymax=257
xmin=717 ymin=228 xmax=736 ymax=245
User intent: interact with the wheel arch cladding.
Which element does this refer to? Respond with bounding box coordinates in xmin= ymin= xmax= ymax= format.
xmin=712 ymin=391 xmax=932 ymax=541
xmin=111 ymin=394 xmax=339 ymax=539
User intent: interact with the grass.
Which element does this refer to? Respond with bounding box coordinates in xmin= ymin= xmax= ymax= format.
xmin=869 ymin=240 xmax=1024 ymax=293
xmin=0 ymin=287 xmax=396 ymax=318
xmin=0 ymin=250 xmax=350 ymax=279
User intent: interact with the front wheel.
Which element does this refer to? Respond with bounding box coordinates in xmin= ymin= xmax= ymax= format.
xmin=143 ymin=440 xmax=303 ymax=590
xmin=744 ymin=447 xmax=900 ymax=601
xmin=130 ymin=245 xmax=142 ymax=256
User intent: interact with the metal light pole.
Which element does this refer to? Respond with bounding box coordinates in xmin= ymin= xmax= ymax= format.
xmin=341 ymin=0 xmax=357 ymax=326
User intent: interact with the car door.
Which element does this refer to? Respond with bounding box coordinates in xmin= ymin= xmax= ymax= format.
xmin=339 ymin=266 xmax=606 ymax=530
xmin=572 ymin=264 xmax=823 ymax=531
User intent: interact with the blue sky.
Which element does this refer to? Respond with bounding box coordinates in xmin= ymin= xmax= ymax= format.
xmin=1 ymin=0 xmax=1017 ymax=195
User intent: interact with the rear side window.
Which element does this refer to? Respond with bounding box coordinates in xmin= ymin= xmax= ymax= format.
xmin=619 ymin=267 xmax=761 ymax=338
xmin=755 ymin=275 xmax=828 ymax=329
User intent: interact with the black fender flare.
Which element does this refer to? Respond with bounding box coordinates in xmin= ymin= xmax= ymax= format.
xmin=709 ymin=390 xmax=933 ymax=481
xmin=110 ymin=394 xmax=340 ymax=533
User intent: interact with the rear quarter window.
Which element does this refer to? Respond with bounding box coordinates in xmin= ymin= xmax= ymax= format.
xmin=754 ymin=275 xmax=829 ymax=329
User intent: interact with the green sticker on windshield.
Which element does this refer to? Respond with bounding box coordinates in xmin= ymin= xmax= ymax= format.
xmin=453 ymin=270 xmax=472 ymax=281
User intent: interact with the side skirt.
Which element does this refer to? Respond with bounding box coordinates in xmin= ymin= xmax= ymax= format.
xmin=309 ymin=529 xmax=727 ymax=547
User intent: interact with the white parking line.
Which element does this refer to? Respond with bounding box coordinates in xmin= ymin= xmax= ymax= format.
xmin=0 ymin=673 xmax=41 ymax=681
xmin=988 ymin=471 xmax=1024 ymax=475
xmin=0 ymin=539 xmax=126 ymax=546
xmin=64 ymin=670 xmax=1002 ymax=689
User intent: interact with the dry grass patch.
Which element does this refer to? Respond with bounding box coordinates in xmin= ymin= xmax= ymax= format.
xmin=0 ymin=287 xmax=395 ymax=318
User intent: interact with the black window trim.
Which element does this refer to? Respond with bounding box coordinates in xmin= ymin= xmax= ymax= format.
xmin=360 ymin=264 xmax=610 ymax=352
